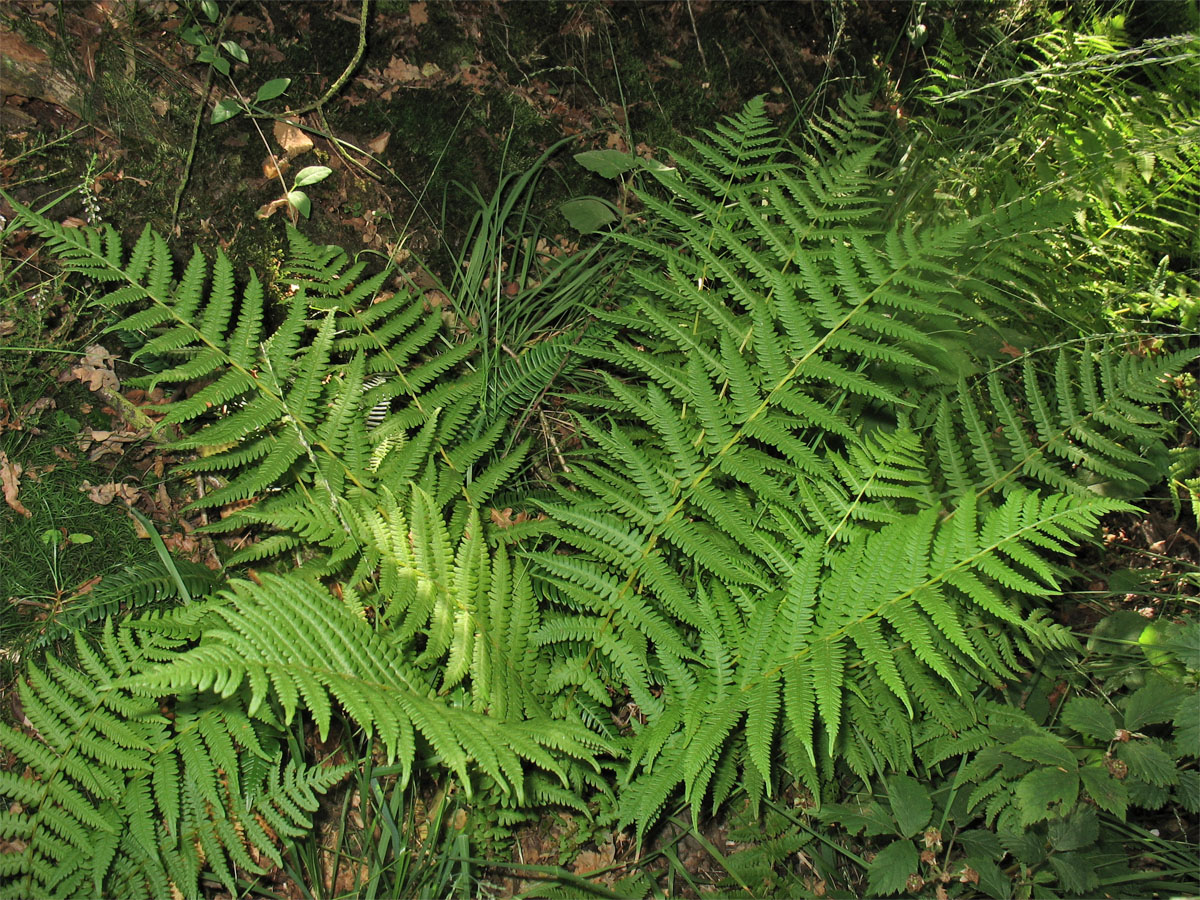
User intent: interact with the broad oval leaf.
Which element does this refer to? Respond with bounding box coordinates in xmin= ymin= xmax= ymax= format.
xmin=220 ymin=40 xmax=249 ymax=65
xmin=256 ymin=77 xmax=292 ymax=103
xmin=560 ymin=198 xmax=618 ymax=234
xmin=211 ymin=98 xmax=241 ymax=124
xmin=574 ymin=149 xmax=637 ymax=178
xmin=286 ymin=191 xmax=312 ymax=219
xmin=293 ymin=166 xmax=332 ymax=188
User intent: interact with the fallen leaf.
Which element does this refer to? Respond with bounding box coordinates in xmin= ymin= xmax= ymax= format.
xmin=409 ymin=1 xmax=428 ymax=26
xmin=367 ymin=131 xmax=390 ymax=154
xmin=80 ymin=480 xmax=140 ymax=506
xmin=273 ymin=120 xmax=313 ymax=159
xmin=77 ymin=428 xmax=142 ymax=461
xmin=262 ymin=156 xmax=290 ymax=179
xmin=0 ymin=451 xmax=32 ymax=517
xmin=571 ymin=840 xmax=617 ymax=885
xmin=227 ymin=13 xmax=260 ymax=32
xmin=256 ymin=197 xmax=290 ymax=219
xmin=384 ymin=57 xmax=421 ymax=83
xmin=999 ymin=342 xmax=1023 ymax=359
xmin=150 ymin=97 xmax=169 ymax=117
xmin=66 ymin=344 xmax=120 ymax=393
xmin=70 ymin=575 xmax=101 ymax=596
xmin=0 ymin=319 xmax=15 ymax=337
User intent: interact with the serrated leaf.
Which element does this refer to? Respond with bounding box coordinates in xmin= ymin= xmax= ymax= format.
xmin=1122 ymin=677 xmax=1185 ymax=731
xmin=1174 ymin=769 xmax=1199 ymax=813
xmin=818 ymin=801 xmax=895 ymax=837
xmin=1079 ymin=764 xmax=1128 ymax=819
xmin=866 ymin=839 xmax=919 ymax=897
xmin=1014 ymin=767 xmax=1079 ymax=826
xmin=1048 ymin=850 xmax=1099 ymax=895
xmin=1061 ymin=696 xmax=1117 ymax=742
xmin=1007 ymin=734 xmax=1076 ymax=771
xmin=887 ymin=774 xmax=932 ymax=838
xmin=1000 ymin=829 xmax=1047 ymax=866
xmin=1047 ymin=806 xmax=1098 ymax=852
xmin=1175 ymin=698 xmax=1199 ymax=753
xmin=1117 ymin=739 xmax=1178 ymax=787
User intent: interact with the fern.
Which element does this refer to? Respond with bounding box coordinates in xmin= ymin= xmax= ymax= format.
xmin=930 ymin=340 xmax=1193 ymax=499
xmin=20 ymin=558 xmax=218 ymax=654
xmin=121 ymin=485 xmax=613 ymax=796
xmin=3 ymin=200 xmax=574 ymax=568
xmin=5 ymin=72 xmax=1193 ymax=881
xmin=526 ymin=96 xmax=1185 ymax=837
xmin=0 ymin=623 xmax=349 ymax=899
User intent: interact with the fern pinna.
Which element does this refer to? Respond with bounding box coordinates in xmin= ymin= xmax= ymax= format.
xmin=530 ymin=97 xmax=1193 ymax=835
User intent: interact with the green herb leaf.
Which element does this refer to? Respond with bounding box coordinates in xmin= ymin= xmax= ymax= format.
xmin=286 ymin=191 xmax=312 ymax=219
xmin=256 ymin=78 xmax=292 ymax=103
xmin=293 ymin=166 xmax=332 ymax=188
xmin=866 ymin=839 xmax=918 ymax=897
xmin=1061 ymin=696 xmax=1116 ymax=742
xmin=886 ymin=775 xmax=932 ymax=838
xmin=560 ymin=198 xmax=618 ymax=234
xmin=574 ymin=149 xmax=637 ymax=178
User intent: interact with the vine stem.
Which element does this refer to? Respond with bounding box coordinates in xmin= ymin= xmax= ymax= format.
xmin=289 ymin=0 xmax=371 ymax=117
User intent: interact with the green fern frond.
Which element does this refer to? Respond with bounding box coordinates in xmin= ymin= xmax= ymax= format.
xmin=931 ymin=339 xmax=1195 ymax=498
xmin=21 ymin=559 xmax=218 ymax=654
xmin=0 ymin=625 xmax=348 ymax=900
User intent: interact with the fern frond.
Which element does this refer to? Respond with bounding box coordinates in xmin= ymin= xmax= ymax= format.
xmin=932 ymin=339 xmax=1195 ymax=498
xmin=0 ymin=625 xmax=347 ymax=900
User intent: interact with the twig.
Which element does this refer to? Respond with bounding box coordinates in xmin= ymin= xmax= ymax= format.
xmin=539 ymin=408 xmax=570 ymax=474
xmin=686 ymin=0 xmax=709 ymax=74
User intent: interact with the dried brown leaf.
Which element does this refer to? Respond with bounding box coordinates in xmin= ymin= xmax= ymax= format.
xmin=80 ymin=480 xmax=140 ymax=506
xmin=273 ymin=120 xmax=313 ymax=159
xmin=384 ymin=57 xmax=421 ymax=84
xmin=0 ymin=451 xmax=32 ymax=518
xmin=67 ymin=344 xmax=120 ymax=393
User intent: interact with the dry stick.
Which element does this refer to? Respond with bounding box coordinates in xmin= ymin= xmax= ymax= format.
xmin=170 ymin=59 xmax=217 ymax=234
xmin=538 ymin=407 xmax=571 ymax=474
xmin=686 ymin=0 xmax=709 ymax=74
